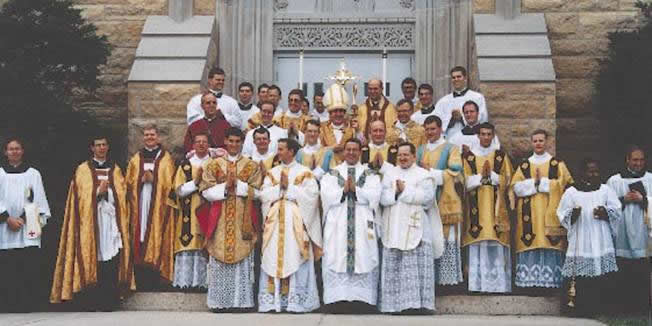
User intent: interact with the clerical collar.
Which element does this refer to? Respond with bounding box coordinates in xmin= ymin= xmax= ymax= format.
xmin=281 ymin=160 xmax=295 ymax=168
xmin=3 ymin=161 xmax=29 ymax=174
xmin=191 ymin=153 xmax=209 ymax=163
xmin=427 ymin=138 xmax=445 ymax=150
xmin=304 ymin=142 xmax=321 ymax=153
xmin=421 ymin=104 xmax=435 ymax=115
xmin=401 ymin=163 xmax=417 ymax=171
xmin=255 ymin=148 xmax=270 ymax=156
xmin=286 ymin=110 xmax=302 ymax=118
xmin=575 ymin=180 xmax=601 ymax=192
xmin=453 ymin=88 xmax=469 ymax=98
xmin=461 ymin=124 xmax=477 ymax=135
xmin=142 ymin=146 xmax=160 ymax=159
xmin=621 ymin=168 xmax=646 ymax=179
xmin=91 ymin=158 xmax=113 ymax=169
xmin=529 ymin=152 xmax=552 ymax=165
xmin=369 ymin=142 xmax=387 ymax=150
xmin=395 ymin=121 xmax=407 ymax=130
xmin=227 ymin=154 xmax=240 ymax=162
xmin=239 ymin=102 xmax=253 ymax=111
xmin=261 ymin=123 xmax=275 ymax=129
xmin=473 ymin=145 xmax=493 ymax=157
xmin=332 ymin=122 xmax=345 ymax=130
xmin=209 ymin=88 xmax=223 ymax=98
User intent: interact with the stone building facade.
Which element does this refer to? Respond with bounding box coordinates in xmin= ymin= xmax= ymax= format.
xmin=70 ymin=0 xmax=643 ymax=168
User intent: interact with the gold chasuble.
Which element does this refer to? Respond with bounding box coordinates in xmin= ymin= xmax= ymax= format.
xmin=361 ymin=143 xmax=398 ymax=167
xmin=50 ymin=161 xmax=134 ymax=303
xmin=319 ymin=121 xmax=355 ymax=166
xmin=462 ymin=149 xmax=513 ymax=247
xmin=275 ymin=113 xmax=310 ymax=132
xmin=319 ymin=121 xmax=355 ymax=148
xmin=386 ymin=121 xmax=426 ymax=148
xmin=356 ymin=96 xmax=397 ymax=137
xmin=418 ymin=142 xmax=464 ymax=237
xmin=200 ymin=156 xmax=262 ymax=264
xmin=126 ymin=149 xmax=176 ymax=284
xmin=247 ymin=111 xmax=264 ymax=131
xmin=510 ymin=156 xmax=574 ymax=253
xmin=168 ymin=160 xmax=205 ymax=254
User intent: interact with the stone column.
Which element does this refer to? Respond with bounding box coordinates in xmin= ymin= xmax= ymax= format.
xmin=415 ymin=0 xmax=473 ymax=99
xmin=169 ymin=0 xmax=193 ymax=22
xmin=216 ymin=0 xmax=273 ymax=95
xmin=496 ymin=0 xmax=521 ymax=19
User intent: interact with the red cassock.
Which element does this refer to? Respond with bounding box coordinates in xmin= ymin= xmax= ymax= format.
xmin=183 ymin=112 xmax=231 ymax=153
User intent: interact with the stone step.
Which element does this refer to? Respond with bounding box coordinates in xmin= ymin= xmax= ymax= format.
xmin=122 ymin=293 xmax=562 ymax=315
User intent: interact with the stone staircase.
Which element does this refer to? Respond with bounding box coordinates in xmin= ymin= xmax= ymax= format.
xmin=122 ymin=292 xmax=562 ymax=315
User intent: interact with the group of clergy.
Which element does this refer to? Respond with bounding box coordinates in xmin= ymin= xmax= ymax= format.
xmin=0 ymin=66 xmax=649 ymax=315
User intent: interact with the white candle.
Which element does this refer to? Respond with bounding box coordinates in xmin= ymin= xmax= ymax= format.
xmin=299 ymin=48 xmax=304 ymax=90
xmin=382 ymin=48 xmax=387 ymax=97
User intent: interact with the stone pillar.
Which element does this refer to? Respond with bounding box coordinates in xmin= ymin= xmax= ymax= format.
xmin=169 ymin=0 xmax=193 ymax=22
xmin=416 ymin=0 xmax=473 ymax=99
xmin=216 ymin=0 xmax=274 ymax=95
xmin=496 ymin=0 xmax=520 ymax=19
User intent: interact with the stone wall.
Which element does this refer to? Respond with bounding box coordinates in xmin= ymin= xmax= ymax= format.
xmin=72 ymin=0 xmax=215 ymax=160
xmin=474 ymin=0 xmax=642 ymax=172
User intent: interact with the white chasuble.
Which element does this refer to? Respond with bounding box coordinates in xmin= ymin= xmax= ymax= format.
xmin=380 ymin=164 xmax=444 ymax=256
xmin=259 ymin=162 xmax=322 ymax=279
xmin=321 ymin=162 xmax=381 ymax=274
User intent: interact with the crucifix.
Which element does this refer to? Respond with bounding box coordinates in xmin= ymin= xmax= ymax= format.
xmin=404 ymin=211 xmax=421 ymax=249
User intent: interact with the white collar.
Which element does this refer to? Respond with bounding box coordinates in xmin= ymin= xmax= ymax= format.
xmin=261 ymin=122 xmax=275 ymax=129
xmin=286 ymin=110 xmax=302 ymax=118
xmin=280 ymin=161 xmax=295 ymax=168
xmin=303 ymin=142 xmax=321 ymax=153
xmin=332 ymin=122 xmax=345 ymax=130
xmin=227 ymin=154 xmax=240 ymax=162
xmin=93 ymin=158 xmax=106 ymax=165
xmin=426 ymin=138 xmax=445 ymax=150
xmin=190 ymin=154 xmax=209 ymax=165
xmin=369 ymin=142 xmax=387 ymax=149
xmin=473 ymin=145 xmax=494 ymax=157
xmin=395 ymin=121 xmax=407 ymax=129
xmin=529 ymin=152 xmax=552 ymax=165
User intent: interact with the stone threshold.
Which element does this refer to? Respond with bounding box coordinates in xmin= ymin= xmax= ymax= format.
xmin=123 ymin=293 xmax=562 ymax=315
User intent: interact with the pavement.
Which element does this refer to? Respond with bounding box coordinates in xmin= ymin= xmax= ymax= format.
xmin=0 ymin=312 xmax=607 ymax=326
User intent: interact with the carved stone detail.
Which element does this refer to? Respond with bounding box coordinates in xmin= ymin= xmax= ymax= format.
xmin=274 ymin=23 xmax=414 ymax=49
xmin=399 ymin=0 xmax=414 ymax=9
xmin=274 ymin=0 xmax=289 ymax=11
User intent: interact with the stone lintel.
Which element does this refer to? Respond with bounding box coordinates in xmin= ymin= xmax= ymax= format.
xmin=135 ymin=36 xmax=211 ymax=58
xmin=476 ymin=35 xmax=551 ymax=57
xmin=142 ymin=16 xmax=215 ymax=35
xmin=478 ymin=58 xmax=556 ymax=81
xmin=128 ymin=59 xmax=207 ymax=82
xmin=474 ymin=13 xmax=547 ymax=34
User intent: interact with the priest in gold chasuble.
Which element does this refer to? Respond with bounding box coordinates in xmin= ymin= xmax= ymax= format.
xmin=360 ymin=120 xmax=398 ymax=176
xmin=386 ymin=99 xmax=426 ymax=149
xmin=257 ymin=138 xmax=322 ymax=312
xmin=168 ymin=133 xmax=211 ymax=290
xmin=355 ymin=79 xmax=397 ymax=138
xmin=126 ymin=125 xmax=176 ymax=290
xmin=417 ymin=115 xmax=465 ymax=286
xmin=510 ymin=130 xmax=573 ymax=289
xmin=296 ymin=119 xmax=336 ymax=180
xmin=50 ymin=136 xmax=134 ymax=310
xmin=199 ymin=127 xmax=262 ymax=310
xmin=462 ymin=123 xmax=513 ymax=293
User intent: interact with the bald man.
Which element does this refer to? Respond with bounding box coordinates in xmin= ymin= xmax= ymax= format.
xmin=356 ymin=79 xmax=397 ymax=140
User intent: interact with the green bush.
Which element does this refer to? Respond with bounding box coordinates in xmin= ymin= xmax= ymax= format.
xmin=595 ymin=1 xmax=652 ymax=173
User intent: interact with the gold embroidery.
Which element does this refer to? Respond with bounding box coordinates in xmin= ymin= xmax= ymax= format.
xmin=224 ymin=161 xmax=238 ymax=263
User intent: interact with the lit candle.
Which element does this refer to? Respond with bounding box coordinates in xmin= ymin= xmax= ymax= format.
xmin=299 ymin=48 xmax=304 ymax=90
xmin=382 ymin=48 xmax=387 ymax=97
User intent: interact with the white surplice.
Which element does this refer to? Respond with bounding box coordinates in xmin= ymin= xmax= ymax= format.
xmin=606 ymin=172 xmax=652 ymax=259
xmin=321 ymin=162 xmax=381 ymax=305
xmin=0 ymin=166 xmax=51 ymax=250
xmin=242 ymin=124 xmax=288 ymax=158
xmin=557 ymin=185 xmax=622 ymax=277
xmin=434 ymin=89 xmax=488 ymax=137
